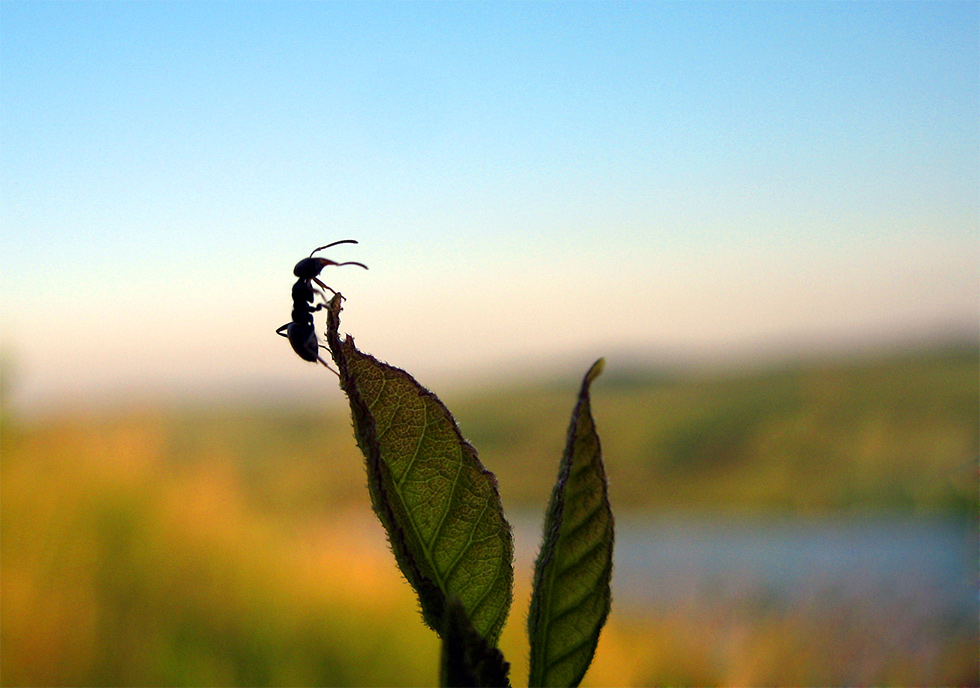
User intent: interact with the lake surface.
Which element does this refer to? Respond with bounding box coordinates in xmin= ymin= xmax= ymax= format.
xmin=511 ymin=511 xmax=978 ymax=683
xmin=512 ymin=512 xmax=977 ymax=613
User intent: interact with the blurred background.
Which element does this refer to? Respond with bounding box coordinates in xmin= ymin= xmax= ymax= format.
xmin=2 ymin=2 xmax=977 ymax=685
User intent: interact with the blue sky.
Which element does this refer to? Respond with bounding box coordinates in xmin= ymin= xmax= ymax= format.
xmin=2 ymin=1 xmax=978 ymax=412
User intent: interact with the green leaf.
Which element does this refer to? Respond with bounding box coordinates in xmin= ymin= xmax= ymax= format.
xmin=440 ymin=596 xmax=511 ymax=688
xmin=527 ymin=358 xmax=613 ymax=688
xmin=324 ymin=294 xmax=514 ymax=646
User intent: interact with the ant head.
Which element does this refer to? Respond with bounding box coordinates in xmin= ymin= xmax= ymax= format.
xmin=293 ymin=240 xmax=368 ymax=278
xmin=294 ymin=256 xmax=332 ymax=279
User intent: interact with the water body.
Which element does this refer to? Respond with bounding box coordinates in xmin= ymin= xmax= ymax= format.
xmin=513 ymin=512 xmax=976 ymax=614
xmin=512 ymin=511 xmax=977 ymax=683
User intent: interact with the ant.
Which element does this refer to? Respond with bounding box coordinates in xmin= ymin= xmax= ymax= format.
xmin=277 ymin=240 xmax=367 ymax=368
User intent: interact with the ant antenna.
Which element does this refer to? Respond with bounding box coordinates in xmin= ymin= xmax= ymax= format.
xmin=310 ymin=239 xmax=358 ymax=257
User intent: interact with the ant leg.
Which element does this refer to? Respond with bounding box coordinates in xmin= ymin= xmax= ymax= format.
xmin=310 ymin=285 xmax=330 ymax=304
xmin=312 ymin=277 xmax=340 ymax=298
xmin=316 ymin=354 xmax=340 ymax=377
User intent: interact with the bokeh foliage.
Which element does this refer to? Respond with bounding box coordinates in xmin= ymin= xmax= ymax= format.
xmin=1 ymin=343 xmax=976 ymax=685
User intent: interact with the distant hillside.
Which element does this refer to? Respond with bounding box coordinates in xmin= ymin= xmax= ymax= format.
xmin=449 ymin=343 xmax=979 ymax=513
xmin=5 ymin=343 xmax=976 ymax=516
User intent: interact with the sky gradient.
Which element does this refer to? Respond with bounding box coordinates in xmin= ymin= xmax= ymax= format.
xmin=2 ymin=1 xmax=978 ymax=413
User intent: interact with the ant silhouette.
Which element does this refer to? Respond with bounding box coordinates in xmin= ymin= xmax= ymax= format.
xmin=277 ymin=240 xmax=367 ymax=368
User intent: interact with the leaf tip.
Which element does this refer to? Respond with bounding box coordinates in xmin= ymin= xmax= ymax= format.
xmin=585 ymin=357 xmax=605 ymax=386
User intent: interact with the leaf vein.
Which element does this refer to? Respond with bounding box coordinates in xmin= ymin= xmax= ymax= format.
xmin=469 ymin=540 xmax=507 ymax=621
xmin=548 ymin=579 xmax=608 ymax=630
xmin=558 ymin=500 xmax=606 ymax=543
xmin=441 ymin=490 xmax=491 ymax=584
xmin=543 ymin=632 xmax=597 ymax=673
xmin=428 ymin=459 xmax=464 ymax=552
xmin=554 ymin=536 xmax=608 ymax=582
xmin=395 ymin=403 xmax=427 ymax=490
